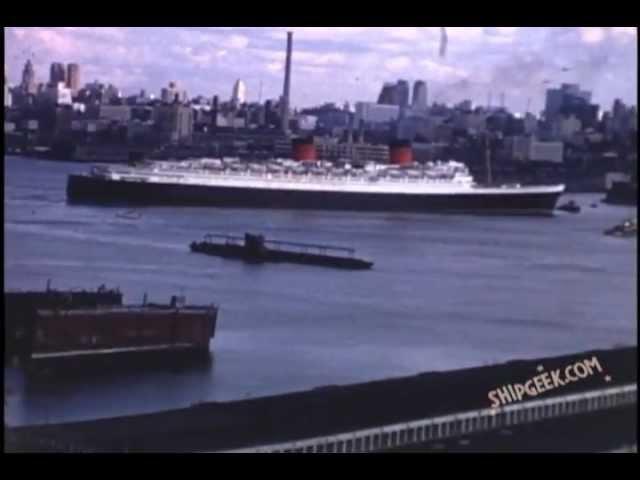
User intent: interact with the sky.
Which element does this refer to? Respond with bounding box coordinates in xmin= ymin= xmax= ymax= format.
xmin=4 ymin=27 xmax=638 ymax=115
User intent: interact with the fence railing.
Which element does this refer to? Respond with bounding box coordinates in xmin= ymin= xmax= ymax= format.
xmin=214 ymin=383 xmax=636 ymax=453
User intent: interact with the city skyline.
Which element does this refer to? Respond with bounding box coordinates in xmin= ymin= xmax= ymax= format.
xmin=4 ymin=27 xmax=638 ymax=114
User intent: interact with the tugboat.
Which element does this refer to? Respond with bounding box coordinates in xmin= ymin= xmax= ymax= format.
xmin=190 ymin=233 xmax=373 ymax=270
xmin=556 ymin=200 xmax=581 ymax=213
xmin=604 ymin=218 xmax=637 ymax=237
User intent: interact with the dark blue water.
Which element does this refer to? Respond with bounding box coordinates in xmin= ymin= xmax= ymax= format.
xmin=4 ymin=155 xmax=637 ymax=426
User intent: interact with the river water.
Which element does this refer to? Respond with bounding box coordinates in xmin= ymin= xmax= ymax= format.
xmin=3 ymin=155 xmax=637 ymax=426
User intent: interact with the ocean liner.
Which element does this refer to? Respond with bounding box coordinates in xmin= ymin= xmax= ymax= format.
xmin=67 ymin=157 xmax=565 ymax=215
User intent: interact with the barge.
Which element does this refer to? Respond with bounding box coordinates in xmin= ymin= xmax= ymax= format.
xmin=5 ymin=286 xmax=218 ymax=364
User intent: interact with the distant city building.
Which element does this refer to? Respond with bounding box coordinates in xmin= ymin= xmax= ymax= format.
xmin=609 ymin=98 xmax=638 ymax=138
xmin=103 ymin=84 xmax=121 ymax=104
xmin=452 ymin=110 xmax=487 ymax=134
xmin=295 ymin=114 xmax=317 ymax=131
xmin=21 ymin=59 xmax=37 ymax=94
xmin=455 ymin=99 xmax=472 ymax=111
xmin=397 ymin=80 xmax=410 ymax=110
xmin=231 ymin=79 xmax=247 ymax=106
xmin=544 ymin=83 xmax=593 ymax=121
xmin=153 ymin=104 xmax=194 ymax=143
xmin=99 ymin=105 xmax=132 ymax=123
xmin=523 ymin=113 xmax=538 ymax=136
xmin=50 ymin=62 xmax=66 ymax=86
xmin=78 ymin=81 xmax=105 ymax=105
xmin=355 ymin=102 xmax=400 ymax=124
xmin=412 ymin=80 xmax=428 ymax=111
xmin=300 ymin=103 xmax=350 ymax=131
xmin=552 ymin=114 xmax=582 ymax=141
xmin=511 ymin=136 xmax=564 ymax=163
xmin=377 ymin=79 xmax=409 ymax=109
xmin=377 ymin=82 xmax=396 ymax=105
xmin=76 ymin=81 xmax=120 ymax=105
xmin=161 ymin=81 xmax=180 ymax=104
xmin=66 ymin=63 xmax=80 ymax=93
xmin=44 ymin=82 xmax=73 ymax=105
xmin=4 ymin=73 xmax=11 ymax=108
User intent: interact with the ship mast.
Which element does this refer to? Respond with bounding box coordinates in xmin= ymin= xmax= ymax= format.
xmin=485 ymin=133 xmax=493 ymax=186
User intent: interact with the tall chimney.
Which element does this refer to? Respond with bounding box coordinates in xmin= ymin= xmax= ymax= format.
xmin=281 ymin=31 xmax=293 ymax=134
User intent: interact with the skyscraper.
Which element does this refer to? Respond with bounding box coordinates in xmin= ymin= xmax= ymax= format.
xmin=50 ymin=62 xmax=66 ymax=86
xmin=231 ymin=79 xmax=247 ymax=105
xmin=412 ymin=80 xmax=428 ymax=110
xmin=378 ymin=80 xmax=410 ymax=109
xmin=396 ymin=80 xmax=410 ymax=109
xmin=161 ymin=82 xmax=179 ymax=103
xmin=66 ymin=63 xmax=80 ymax=93
xmin=377 ymin=82 xmax=396 ymax=105
xmin=21 ymin=59 xmax=36 ymax=94
xmin=544 ymin=83 xmax=592 ymax=121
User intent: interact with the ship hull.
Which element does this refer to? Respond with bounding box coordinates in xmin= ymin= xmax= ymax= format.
xmin=190 ymin=241 xmax=373 ymax=270
xmin=67 ymin=175 xmax=563 ymax=215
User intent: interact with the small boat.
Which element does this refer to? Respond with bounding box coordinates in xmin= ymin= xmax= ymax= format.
xmin=590 ymin=203 xmax=598 ymax=208
xmin=190 ymin=233 xmax=373 ymax=270
xmin=604 ymin=218 xmax=637 ymax=237
xmin=556 ymin=200 xmax=581 ymax=213
xmin=116 ymin=209 xmax=141 ymax=220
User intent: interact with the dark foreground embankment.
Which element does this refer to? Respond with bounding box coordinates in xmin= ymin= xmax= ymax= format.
xmin=5 ymin=346 xmax=636 ymax=452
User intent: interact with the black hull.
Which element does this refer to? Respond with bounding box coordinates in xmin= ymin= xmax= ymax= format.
xmin=190 ymin=242 xmax=373 ymax=270
xmin=67 ymin=175 xmax=562 ymax=216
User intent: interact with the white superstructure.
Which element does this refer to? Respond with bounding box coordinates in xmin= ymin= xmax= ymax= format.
xmin=89 ymin=158 xmax=564 ymax=196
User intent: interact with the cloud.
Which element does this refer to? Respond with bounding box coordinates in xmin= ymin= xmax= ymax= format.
xmin=226 ymin=34 xmax=249 ymax=49
xmin=385 ymin=56 xmax=411 ymax=72
xmin=446 ymin=27 xmax=485 ymax=41
xmin=611 ymin=27 xmax=637 ymax=36
xmin=298 ymin=65 xmax=328 ymax=75
xmin=610 ymin=27 xmax=637 ymax=44
xmin=494 ymin=27 xmax=519 ymax=35
xmin=34 ymin=29 xmax=76 ymax=55
xmin=295 ymin=51 xmax=346 ymax=66
xmin=378 ymin=42 xmax=408 ymax=53
xmin=265 ymin=62 xmax=282 ymax=73
xmin=419 ymin=59 xmax=468 ymax=80
xmin=268 ymin=27 xmax=367 ymax=41
xmin=388 ymin=28 xmax=422 ymax=41
xmin=580 ymin=27 xmax=606 ymax=44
